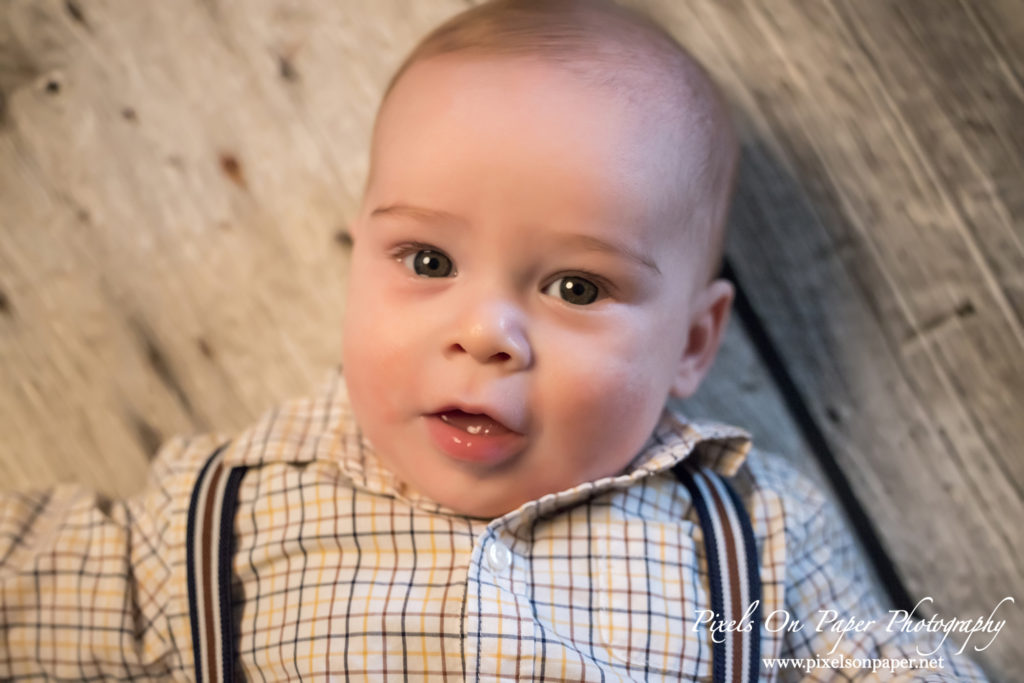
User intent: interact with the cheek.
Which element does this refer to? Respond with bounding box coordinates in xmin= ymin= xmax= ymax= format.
xmin=538 ymin=322 xmax=674 ymax=465
xmin=563 ymin=354 xmax=665 ymax=424
xmin=547 ymin=357 xmax=665 ymax=481
xmin=543 ymin=309 xmax=680 ymax=398
xmin=345 ymin=251 xmax=418 ymax=352
xmin=342 ymin=255 xmax=416 ymax=416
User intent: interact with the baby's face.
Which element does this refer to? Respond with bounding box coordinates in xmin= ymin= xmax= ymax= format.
xmin=344 ymin=55 xmax=721 ymax=517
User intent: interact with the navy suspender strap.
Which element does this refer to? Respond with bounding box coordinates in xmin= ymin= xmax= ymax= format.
xmin=673 ymin=462 xmax=763 ymax=683
xmin=185 ymin=443 xmax=246 ymax=683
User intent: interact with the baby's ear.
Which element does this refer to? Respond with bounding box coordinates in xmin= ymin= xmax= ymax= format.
xmin=669 ymin=278 xmax=734 ymax=399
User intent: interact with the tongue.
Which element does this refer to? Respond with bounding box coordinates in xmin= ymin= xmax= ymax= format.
xmin=439 ymin=410 xmax=512 ymax=436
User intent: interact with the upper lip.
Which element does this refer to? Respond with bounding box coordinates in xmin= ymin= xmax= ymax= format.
xmin=430 ymin=402 xmax=525 ymax=434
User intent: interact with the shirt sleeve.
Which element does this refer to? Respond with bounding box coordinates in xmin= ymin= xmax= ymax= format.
xmin=0 ymin=435 xmax=217 ymax=680
xmin=775 ymin=471 xmax=989 ymax=682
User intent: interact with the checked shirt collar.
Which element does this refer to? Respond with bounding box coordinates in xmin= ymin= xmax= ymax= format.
xmin=220 ymin=367 xmax=753 ymax=535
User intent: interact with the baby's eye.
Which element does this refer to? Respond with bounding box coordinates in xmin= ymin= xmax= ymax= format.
xmin=543 ymin=276 xmax=601 ymax=306
xmin=402 ymin=248 xmax=455 ymax=278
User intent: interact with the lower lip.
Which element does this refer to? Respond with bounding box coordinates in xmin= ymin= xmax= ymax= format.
xmin=424 ymin=415 xmax=525 ymax=465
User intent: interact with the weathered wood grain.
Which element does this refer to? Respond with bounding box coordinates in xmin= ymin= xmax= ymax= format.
xmin=643 ymin=0 xmax=1022 ymax=674
xmin=0 ymin=0 xmax=1018 ymax=676
xmin=0 ymin=0 xmax=833 ymax=500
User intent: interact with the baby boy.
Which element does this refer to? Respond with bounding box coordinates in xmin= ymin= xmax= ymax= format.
xmin=0 ymin=0 xmax=990 ymax=680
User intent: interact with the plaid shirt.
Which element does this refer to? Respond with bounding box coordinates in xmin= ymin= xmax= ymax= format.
xmin=1 ymin=370 xmax=987 ymax=680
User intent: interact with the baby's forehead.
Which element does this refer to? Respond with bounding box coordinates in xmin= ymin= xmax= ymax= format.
xmin=386 ymin=49 xmax=727 ymax=181
xmin=381 ymin=53 xmax=730 ymax=248
xmin=380 ymin=0 xmax=728 ymax=142
xmin=373 ymin=1 xmax=738 ymax=276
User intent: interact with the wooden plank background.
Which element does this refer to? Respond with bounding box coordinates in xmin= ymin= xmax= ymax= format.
xmin=0 ymin=0 xmax=1019 ymax=677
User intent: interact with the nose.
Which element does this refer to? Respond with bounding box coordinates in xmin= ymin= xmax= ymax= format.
xmin=446 ymin=299 xmax=532 ymax=371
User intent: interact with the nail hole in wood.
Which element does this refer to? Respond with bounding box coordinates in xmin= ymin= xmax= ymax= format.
xmin=219 ymin=152 xmax=247 ymax=189
xmin=197 ymin=337 xmax=215 ymax=359
xmin=128 ymin=412 xmax=163 ymax=460
xmin=278 ymin=54 xmax=299 ymax=82
xmin=65 ymin=0 xmax=89 ymax=28
xmin=955 ymin=300 xmax=975 ymax=318
xmin=334 ymin=230 xmax=353 ymax=248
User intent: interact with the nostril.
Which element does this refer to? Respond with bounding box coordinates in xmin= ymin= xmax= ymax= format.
xmin=492 ymin=352 xmax=511 ymax=363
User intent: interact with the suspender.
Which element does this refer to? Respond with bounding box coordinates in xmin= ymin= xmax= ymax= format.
xmin=185 ymin=443 xmax=246 ymax=683
xmin=673 ymin=462 xmax=763 ymax=683
xmin=185 ymin=447 xmax=760 ymax=683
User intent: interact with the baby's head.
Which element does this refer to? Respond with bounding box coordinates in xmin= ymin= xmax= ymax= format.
xmin=343 ymin=0 xmax=738 ymax=517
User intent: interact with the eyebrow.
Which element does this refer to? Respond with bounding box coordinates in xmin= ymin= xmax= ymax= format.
xmin=370 ymin=203 xmax=660 ymax=274
xmin=370 ymin=203 xmax=465 ymax=224
xmin=561 ymin=233 xmax=661 ymax=275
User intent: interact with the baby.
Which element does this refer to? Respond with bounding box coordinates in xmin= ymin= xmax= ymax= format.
xmin=343 ymin=0 xmax=737 ymax=520
xmin=0 ymin=0 xmax=990 ymax=680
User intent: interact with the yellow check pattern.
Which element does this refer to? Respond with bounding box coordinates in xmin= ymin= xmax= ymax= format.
xmin=0 ymin=370 xmax=987 ymax=680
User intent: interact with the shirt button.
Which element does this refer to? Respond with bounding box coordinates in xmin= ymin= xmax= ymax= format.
xmin=486 ymin=539 xmax=512 ymax=573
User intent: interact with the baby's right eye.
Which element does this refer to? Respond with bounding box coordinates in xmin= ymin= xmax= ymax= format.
xmin=401 ymin=248 xmax=455 ymax=278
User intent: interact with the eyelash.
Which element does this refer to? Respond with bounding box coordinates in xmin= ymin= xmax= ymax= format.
xmin=389 ymin=242 xmax=440 ymax=261
xmin=544 ymin=269 xmax=612 ymax=294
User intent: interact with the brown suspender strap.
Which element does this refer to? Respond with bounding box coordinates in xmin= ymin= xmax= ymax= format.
xmin=673 ymin=462 xmax=763 ymax=683
xmin=186 ymin=443 xmax=246 ymax=683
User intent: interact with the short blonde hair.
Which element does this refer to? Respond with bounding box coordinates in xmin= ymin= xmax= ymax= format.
xmin=376 ymin=0 xmax=738 ymax=279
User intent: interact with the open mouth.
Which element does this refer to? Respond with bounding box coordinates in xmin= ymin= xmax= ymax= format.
xmin=437 ymin=409 xmax=514 ymax=436
xmin=424 ymin=408 xmax=524 ymax=465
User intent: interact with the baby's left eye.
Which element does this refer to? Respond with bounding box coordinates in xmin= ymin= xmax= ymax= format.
xmin=542 ymin=276 xmax=601 ymax=306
